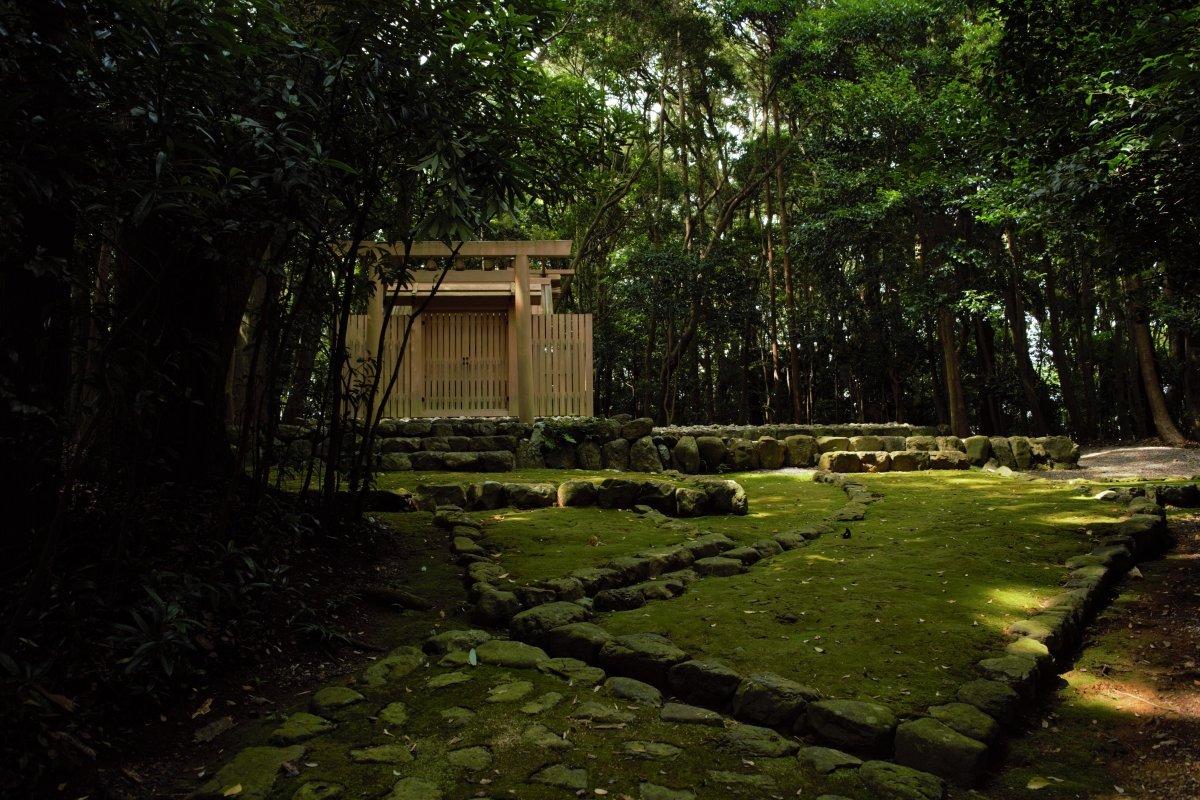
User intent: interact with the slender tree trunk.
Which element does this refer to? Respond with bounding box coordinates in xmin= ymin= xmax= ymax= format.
xmin=773 ymin=98 xmax=803 ymax=422
xmin=1001 ymin=226 xmax=1051 ymax=434
xmin=1125 ymin=278 xmax=1189 ymax=445
xmin=1043 ymin=253 xmax=1082 ymax=436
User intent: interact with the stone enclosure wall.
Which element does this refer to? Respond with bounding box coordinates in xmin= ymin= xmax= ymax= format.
xmin=268 ymin=416 xmax=1081 ymax=474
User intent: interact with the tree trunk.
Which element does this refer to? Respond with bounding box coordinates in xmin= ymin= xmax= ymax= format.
xmin=937 ymin=307 xmax=970 ymax=437
xmin=1001 ymin=226 xmax=1052 ymax=434
xmin=1042 ymin=253 xmax=1083 ymax=436
xmin=1125 ymin=277 xmax=1189 ymax=445
xmin=773 ymin=98 xmax=803 ymax=422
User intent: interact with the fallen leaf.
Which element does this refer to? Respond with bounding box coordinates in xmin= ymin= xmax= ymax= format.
xmin=192 ymin=698 xmax=213 ymax=718
xmin=222 ymin=785 xmax=243 ymax=797
xmin=1027 ymin=777 xmax=1052 ymax=790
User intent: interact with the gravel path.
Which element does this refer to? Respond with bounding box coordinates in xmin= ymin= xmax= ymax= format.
xmin=1044 ymin=445 xmax=1200 ymax=481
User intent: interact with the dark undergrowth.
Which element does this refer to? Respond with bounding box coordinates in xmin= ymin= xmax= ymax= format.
xmin=0 ymin=479 xmax=389 ymax=797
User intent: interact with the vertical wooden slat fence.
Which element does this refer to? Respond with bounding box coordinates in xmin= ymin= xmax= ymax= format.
xmin=346 ymin=311 xmax=592 ymax=418
xmin=531 ymin=313 xmax=593 ymax=417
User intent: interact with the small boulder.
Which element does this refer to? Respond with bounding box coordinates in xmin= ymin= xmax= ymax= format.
xmin=557 ymin=479 xmax=596 ymax=507
xmin=858 ymin=760 xmax=945 ymax=800
xmin=509 ymin=601 xmax=592 ymax=642
xmin=667 ymin=659 xmax=743 ymax=707
xmin=599 ymin=633 xmax=689 ymax=686
xmin=606 ymin=676 xmax=663 ymax=706
xmin=630 ymin=436 xmax=663 ymax=472
xmin=672 ymin=436 xmax=701 ymax=473
xmin=757 ymin=437 xmax=787 ymax=469
xmin=660 ymin=702 xmax=724 ymax=726
xmin=696 ymin=436 xmax=727 ymax=471
xmin=733 ymin=672 xmax=821 ymax=727
xmin=805 ymin=699 xmax=897 ymax=755
xmin=784 ymin=435 xmax=818 ymax=467
xmin=894 ymin=718 xmax=988 ymax=785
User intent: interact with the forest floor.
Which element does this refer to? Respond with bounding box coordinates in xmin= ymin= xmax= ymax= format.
xmin=101 ymin=454 xmax=1200 ymax=800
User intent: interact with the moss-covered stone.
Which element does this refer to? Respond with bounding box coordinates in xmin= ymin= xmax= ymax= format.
xmin=486 ymin=679 xmax=534 ymax=702
xmin=473 ymin=638 xmax=549 ymax=669
xmin=606 ymin=675 xmax=663 ymax=706
xmin=270 ymin=712 xmax=333 ymax=745
xmin=957 ymin=679 xmax=1019 ymax=724
xmin=530 ymin=763 xmax=588 ymax=790
xmin=639 ymin=783 xmax=695 ymax=800
xmin=361 ymin=647 xmax=424 ymax=687
xmin=446 ymin=745 xmax=492 ymax=771
xmin=384 ymin=777 xmax=442 ymax=800
xmin=720 ymin=723 xmax=799 ymax=757
xmin=805 ymin=699 xmax=896 ymax=754
xmin=894 ymin=717 xmax=988 ymax=785
xmin=292 ymin=782 xmax=343 ymax=800
xmin=197 ymin=745 xmax=306 ymax=799
xmin=350 ymin=743 xmax=414 ymax=764
xmin=926 ymin=703 xmax=999 ymax=744
xmin=733 ymin=672 xmax=820 ymax=727
xmin=797 ymin=745 xmax=862 ymax=774
xmin=858 ymin=760 xmax=945 ymax=800
xmin=623 ymin=740 xmax=681 ymax=760
xmin=660 ymin=702 xmax=723 ymax=726
xmin=310 ymin=686 xmax=363 ymax=714
xmin=378 ymin=701 xmax=410 ymax=727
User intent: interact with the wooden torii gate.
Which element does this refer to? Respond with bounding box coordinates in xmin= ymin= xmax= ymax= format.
xmin=350 ymin=239 xmax=589 ymax=422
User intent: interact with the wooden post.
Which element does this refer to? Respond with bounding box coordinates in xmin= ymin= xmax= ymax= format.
xmin=514 ymin=254 xmax=534 ymax=422
xmin=541 ymin=283 xmax=554 ymax=315
xmin=364 ymin=270 xmax=385 ymax=419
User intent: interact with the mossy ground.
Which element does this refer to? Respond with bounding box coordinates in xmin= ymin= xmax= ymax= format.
xmin=597 ymin=472 xmax=1128 ymax=715
xmin=202 ymin=469 xmax=1189 ymax=800
xmin=210 ymin=658 xmax=855 ymax=799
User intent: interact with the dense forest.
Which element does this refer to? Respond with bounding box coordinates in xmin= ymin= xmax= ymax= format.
xmin=1 ymin=0 xmax=1198 ymax=792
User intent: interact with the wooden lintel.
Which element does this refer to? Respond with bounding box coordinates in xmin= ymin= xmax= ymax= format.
xmin=346 ymin=239 xmax=572 ymax=259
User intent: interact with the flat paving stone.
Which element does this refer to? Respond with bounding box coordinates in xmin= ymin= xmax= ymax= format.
xmin=639 ymin=783 xmax=695 ymax=800
xmin=377 ymin=701 xmax=410 ymax=727
xmin=521 ymin=723 xmax=572 ymax=751
xmin=798 ymin=745 xmax=862 ymax=774
xmin=350 ymin=744 xmax=413 ymax=764
xmin=439 ymin=707 xmax=475 ymax=728
xmin=706 ymin=770 xmax=776 ymax=790
xmin=197 ymin=744 xmax=305 ymax=799
xmin=292 ymin=782 xmax=343 ymax=800
xmin=446 ymin=745 xmax=492 ymax=771
xmin=520 ymin=691 xmax=564 ymax=715
xmin=605 ymin=676 xmax=663 ymax=706
xmin=310 ymin=686 xmax=364 ymax=714
xmin=384 ymin=777 xmax=442 ymax=800
xmin=530 ymin=763 xmax=588 ymax=790
xmin=486 ymin=679 xmax=533 ymax=702
xmin=660 ymin=702 xmax=723 ymax=726
xmin=270 ymin=712 xmax=333 ymax=745
xmin=427 ymin=671 xmax=472 ymax=689
xmin=570 ymin=700 xmax=635 ymax=724
xmin=720 ymin=723 xmax=799 ymax=757
xmin=474 ymin=639 xmax=549 ymax=669
xmin=622 ymin=740 xmax=682 ymax=760
xmin=538 ymin=656 xmax=606 ymax=686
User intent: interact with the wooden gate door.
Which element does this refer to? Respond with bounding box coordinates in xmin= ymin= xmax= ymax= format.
xmin=422 ymin=312 xmax=509 ymax=416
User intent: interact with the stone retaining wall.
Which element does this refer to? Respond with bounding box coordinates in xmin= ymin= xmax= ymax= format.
xmin=266 ymin=416 xmax=1081 ymax=474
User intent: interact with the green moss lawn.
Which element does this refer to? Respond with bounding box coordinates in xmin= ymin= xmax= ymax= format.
xmin=597 ymin=471 xmax=1129 ymax=715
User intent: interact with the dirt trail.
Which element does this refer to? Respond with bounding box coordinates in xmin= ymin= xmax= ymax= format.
xmin=1044 ymin=445 xmax=1200 ymax=482
xmin=987 ymin=515 xmax=1200 ymax=800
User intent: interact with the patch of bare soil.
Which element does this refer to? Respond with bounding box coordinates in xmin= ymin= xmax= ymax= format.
xmin=989 ymin=515 xmax=1200 ymax=800
xmin=1078 ymin=515 xmax=1200 ymax=799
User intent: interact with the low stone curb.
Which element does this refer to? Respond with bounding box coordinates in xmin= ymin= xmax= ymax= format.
xmin=414 ymin=475 xmax=748 ymax=517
